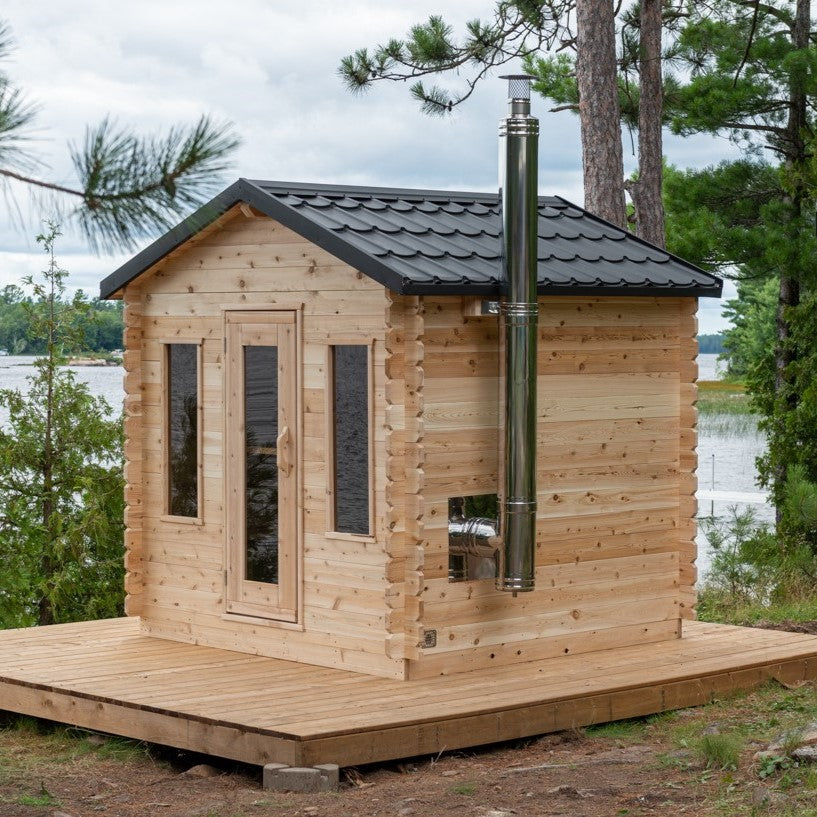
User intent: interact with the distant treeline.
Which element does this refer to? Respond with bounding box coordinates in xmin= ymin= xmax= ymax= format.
xmin=0 ymin=284 xmax=123 ymax=355
xmin=697 ymin=333 xmax=724 ymax=354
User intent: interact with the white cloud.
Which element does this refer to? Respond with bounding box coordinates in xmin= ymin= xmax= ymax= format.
xmin=0 ymin=1 xmax=738 ymax=330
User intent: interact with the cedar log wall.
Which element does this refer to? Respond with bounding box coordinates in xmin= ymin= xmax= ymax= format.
xmin=120 ymin=207 xmax=698 ymax=681
xmin=122 ymin=209 xmax=405 ymax=679
xmin=396 ymin=294 xmax=697 ymax=680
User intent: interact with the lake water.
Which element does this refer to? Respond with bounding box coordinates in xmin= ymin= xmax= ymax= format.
xmin=0 ymin=352 xmax=765 ymax=583
xmin=696 ymin=353 xmax=771 ymax=578
xmin=0 ymin=355 xmax=124 ymax=427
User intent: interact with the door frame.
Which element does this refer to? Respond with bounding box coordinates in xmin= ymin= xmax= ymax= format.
xmin=223 ymin=307 xmax=302 ymax=624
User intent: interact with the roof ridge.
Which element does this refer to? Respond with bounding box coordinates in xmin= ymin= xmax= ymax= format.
xmin=245 ymin=178 xmax=565 ymax=206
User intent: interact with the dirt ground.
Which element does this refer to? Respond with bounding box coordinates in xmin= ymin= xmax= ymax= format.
xmin=4 ymin=679 xmax=817 ymax=817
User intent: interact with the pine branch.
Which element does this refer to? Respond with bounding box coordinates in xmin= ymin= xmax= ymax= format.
xmin=70 ymin=115 xmax=240 ymax=253
xmin=338 ymin=3 xmax=569 ymax=114
xmin=0 ymin=168 xmax=80 ymax=197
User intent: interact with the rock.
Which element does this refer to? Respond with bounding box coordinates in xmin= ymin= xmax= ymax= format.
xmin=796 ymin=722 xmax=817 ymax=746
xmin=547 ymin=785 xmax=580 ymax=798
xmin=303 ymin=808 xmax=319 ymax=816
xmin=85 ymin=734 xmax=107 ymax=747
xmin=793 ymin=745 xmax=817 ymax=762
xmin=263 ymin=765 xmax=338 ymax=793
xmin=189 ymin=803 xmax=229 ymax=817
xmin=182 ymin=764 xmax=220 ymax=778
xmin=51 ymin=812 xmax=77 ymax=817
xmin=395 ymin=797 xmax=417 ymax=808
xmin=441 ymin=770 xmax=458 ymax=777
xmin=767 ymin=721 xmax=817 ymax=753
xmin=397 ymin=809 xmax=415 ymax=816
xmin=702 ymin=722 xmax=722 ymax=736
xmin=751 ymin=787 xmax=788 ymax=809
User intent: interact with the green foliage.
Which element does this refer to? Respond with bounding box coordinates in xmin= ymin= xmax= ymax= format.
xmin=73 ymin=115 xmax=239 ymax=253
xmin=663 ymin=150 xmax=817 ymax=553
xmin=0 ymin=226 xmax=124 ymax=628
xmin=699 ymin=507 xmax=771 ymax=605
xmin=697 ymin=497 xmax=817 ymax=626
xmin=524 ymin=48 xmax=684 ymax=131
xmin=663 ymin=160 xmax=790 ymax=275
xmin=0 ymin=280 xmax=123 ymax=355
xmin=751 ymin=292 xmax=817 ymax=517
xmin=668 ymin=2 xmax=810 ymax=153
xmin=721 ymin=277 xmax=778 ymax=380
xmin=697 ymin=333 xmax=724 ymax=354
xmin=0 ymin=19 xmax=238 ymax=251
xmin=338 ymin=2 xmax=572 ymax=113
xmin=758 ymin=753 xmax=791 ymax=778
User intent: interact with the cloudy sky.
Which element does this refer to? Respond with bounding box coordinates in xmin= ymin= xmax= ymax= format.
xmin=0 ymin=1 xmax=739 ymax=332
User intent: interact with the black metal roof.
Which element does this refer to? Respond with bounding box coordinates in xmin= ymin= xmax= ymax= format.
xmin=99 ymin=178 xmax=722 ymax=299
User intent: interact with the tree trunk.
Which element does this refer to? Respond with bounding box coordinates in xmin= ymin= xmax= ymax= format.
xmin=628 ymin=0 xmax=665 ymax=247
xmin=773 ymin=0 xmax=809 ymax=516
xmin=575 ymin=0 xmax=627 ymax=228
xmin=775 ymin=0 xmax=810 ymax=395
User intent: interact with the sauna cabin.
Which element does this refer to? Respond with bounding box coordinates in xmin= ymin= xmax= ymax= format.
xmin=99 ymin=175 xmax=721 ymax=682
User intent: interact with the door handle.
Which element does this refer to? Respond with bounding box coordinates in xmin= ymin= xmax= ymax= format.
xmin=277 ymin=425 xmax=293 ymax=476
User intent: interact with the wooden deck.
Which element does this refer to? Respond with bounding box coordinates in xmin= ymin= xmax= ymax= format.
xmin=2 ymin=617 xmax=817 ymax=768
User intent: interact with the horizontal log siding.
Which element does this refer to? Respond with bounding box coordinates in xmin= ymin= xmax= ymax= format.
xmin=132 ymin=210 xmax=403 ymax=678
xmin=410 ymin=295 xmax=692 ymax=678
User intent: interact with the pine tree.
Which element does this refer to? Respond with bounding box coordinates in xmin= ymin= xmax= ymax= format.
xmin=339 ymin=1 xmax=649 ymax=235
xmin=0 ymin=20 xmax=239 ymax=252
xmin=663 ymin=0 xmax=817 ymax=513
xmin=0 ymin=226 xmax=124 ymax=627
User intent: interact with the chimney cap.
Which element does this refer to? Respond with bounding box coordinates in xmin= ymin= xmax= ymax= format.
xmin=499 ymin=74 xmax=534 ymax=100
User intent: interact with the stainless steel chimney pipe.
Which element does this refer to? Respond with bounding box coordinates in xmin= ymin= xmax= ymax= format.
xmin=497 ymin=75 xmax=539 ymax=593
xmin=446 ymin=77 xmax=539 ymax=592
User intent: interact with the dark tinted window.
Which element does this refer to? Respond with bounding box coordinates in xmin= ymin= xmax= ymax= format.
xmin=167 ymin=344 xmax=198 ymax=517
xmin=333 ymin=345 xmax=369 ymax=534
xmin=244 ymin=345 xmax=279 ymax=584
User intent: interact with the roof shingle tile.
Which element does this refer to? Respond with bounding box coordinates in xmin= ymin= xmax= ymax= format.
xmin=100 ymin=179 xmax=722 ymax=299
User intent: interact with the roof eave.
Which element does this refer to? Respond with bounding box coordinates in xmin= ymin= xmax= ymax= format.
xmin=100 ymin=178 xmax=412 ymax=299
xmin=399 ymin=281 xmax=723 ymax=298
xmin=99 ymin=181 xmax=248 ymax=299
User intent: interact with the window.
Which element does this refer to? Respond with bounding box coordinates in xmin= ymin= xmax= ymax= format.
xmin=165 ymin=343 xmax=201 ymax=519
xmin=448 ymin=494 xmax=499 ymax=582
xmin=329 ymin=344 xmax=371 ymax=536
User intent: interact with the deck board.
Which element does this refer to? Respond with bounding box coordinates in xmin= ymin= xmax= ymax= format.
xmin=1 ymin=617 xmax=817 ymax=766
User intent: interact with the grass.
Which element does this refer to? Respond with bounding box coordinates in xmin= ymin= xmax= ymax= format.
xmin=697 ymin=380 xmax=761 ymax=437
xmin=0 ymin=715 xmax=152 ymax=779
xmin=450 ymin=782 xmax=477 ymax=795
xmin=16 ymin=788 xmax=61 ymax=807
xmin=698 ymin=380 xmax=754 ymax=415
xmin=697 ymin=586 xmax=817 ymax=627
xmin=584 ymin=718 xmax=648 ymax=741
xmin=697 ymin=733 xmax=743 ymax=770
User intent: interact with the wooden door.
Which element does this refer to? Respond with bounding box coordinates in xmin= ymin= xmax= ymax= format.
xmin=225 ymin=311 xmax=298 ymax=622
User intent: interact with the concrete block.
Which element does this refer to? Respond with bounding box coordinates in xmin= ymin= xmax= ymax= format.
xmin=263 ymin=762 xmax=340 ymax=792
xmin=314 ymin=764 xmax=340 ymax=787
